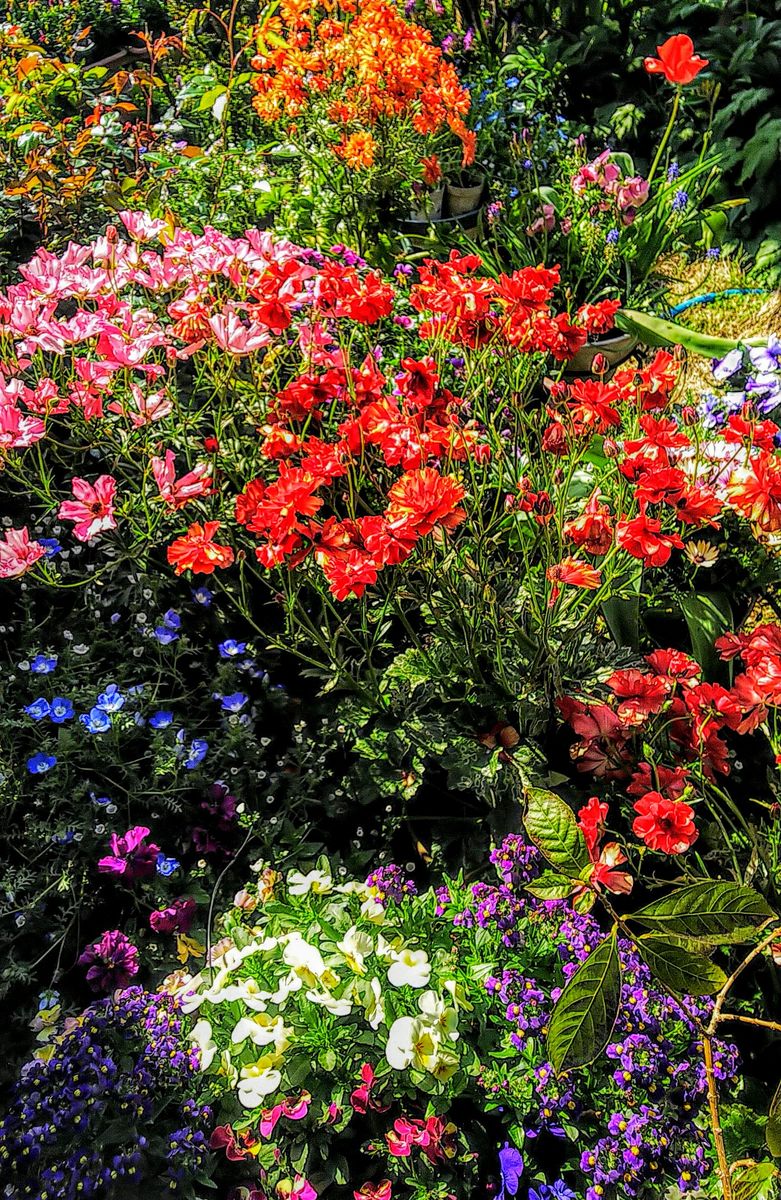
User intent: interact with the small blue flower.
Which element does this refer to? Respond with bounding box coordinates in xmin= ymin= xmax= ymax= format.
xmin=220 ymin=692 xmax=248 ymax=713
xmin=183 ymin=738 xmax=209 ymax=770
xmin=149 ymin=710 xmax=174 ymax=729
xmin=156 ymin=852 xmax=180 ymax=877
xmin=667 ymin=160 xmax=680 ymax=180
xmin=27 ymin=753 xmax=57 ymax=775
xmin=30 ymin=654 xmax=57 ymax=674
xmin=49 ymin=697 xmax=75 ymax=724
xmin=218 ymin=639 xmax=247 ymax=659
xmin=37 ymin=538 xmax=62 ymax=558
xmin=606 ymin=228 xmax=620 ymax=245
xmin=80 ymin=707 xmax=112 ymax=734
xmin=154 ymin=626 xmax=179 ymax=645
xmin=90 ymin=794 xmax=113 ymax=806
xmin=52 ymin=830 xmax=75 ymax=845
xmin=192 ymin=586 xmax=213 ymax=606
xmin=672 ymin=189 xmax=688 ymax=211
xmin=24 ymin=698 xmax=51 ymax=721
xmin=162 ymin=609 xmax=181 ymax=630
xmin=95 ymin=684 xmax=125 ymax=713
xmin=505 ymin=75 xmax=519 ymax=88
xmin=529 ymin=1185 xmax=576 ymax=1200
xmin=498 ymin=1144 xmax=524 ymax=1200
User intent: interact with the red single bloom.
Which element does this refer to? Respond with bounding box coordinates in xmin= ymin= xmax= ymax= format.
xmin=644 ymin=34 xmax=709 ymax=85
xmin=546 ymin=556 xmax=602 ymax=604
xmin=615 ymin=511 xmax=683 ymax=567
xmin=606 ymin=667 xmax=669 ymax=725
xmin=167 ymin=520 xmax=234 ymax=576
xmin=385 ymin=467 xmax=465 ymax=537
xmin=632 ymin=791 xmax=698 ymax=854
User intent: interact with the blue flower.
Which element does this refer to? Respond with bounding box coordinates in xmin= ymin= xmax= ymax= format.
xmin=49 ymin=697 xmax=75 ymax=724
xmin=749 ymin=335 xmax=781 ymax=376
xmin=220 ymin=692 xmax=248 ymax=713
xmin=156 ymin=852 xmax=180 ymax=877
xmin=154 ymin=626 xmax=179 ymax=644
xmin=95 ymin=684 xmax=125 ymax=713
xmin=192 ymin=586 xmax=213 ymax=606
xmin=37 ymin=538 xmax=62 ymax=558
xmin=712 ymin=348 xmax=744 ymax=382
xmin=672 ymin=189 xmax=688 ymax=211
xmin=606 ymin=228 xmax=620 ymax=245
xmin=149 ymin=710 xmax=174 ymax=729
xmin=24 ymin=698 xmax=51 ymax=721
xmin=498 ymin=1144 xmax=524 ymax=1200
xmin=505 ymin=75 xmax=519 ymax=88
xmin=30 ymin=654 xmax=57 ymax=674
xmin=218 ymin=639 xmax=247 ymax=659
xmin=162 ymin=609 xmax=181 ymax=630
xmin=183 ymin=739 xmax=208 ymax=770
xmin=90 ymin=794 xmax=113 ymax=806
xmin=667 ymin=160 xmax=680 ymax=180
xmin=80 ymin=707 xmax=112 ymax=733
xmin=27 ymin=753 xmax=57 ymax=775
xmin=529 ymin=1185 xmax=576 ymax=1200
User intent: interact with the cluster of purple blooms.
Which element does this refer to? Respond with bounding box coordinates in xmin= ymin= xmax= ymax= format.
xmin=700 ymin=336 xmax=781 ymax=428
xmin=365 ymin=863 xmax=417 ymax=905
xmin=474 ymin=836 xmax=741 ymax=1200
xmin=0 ymin=989 xmax=212 ymax=1199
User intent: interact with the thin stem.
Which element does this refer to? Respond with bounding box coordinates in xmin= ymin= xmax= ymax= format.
xmin=702 ymin=1034 xmax=733 ymax=1200
xmin=648 ymin=90 xmax=681 ymax=185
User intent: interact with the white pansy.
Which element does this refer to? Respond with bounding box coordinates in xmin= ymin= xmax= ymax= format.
xmin=231 ymin=1012 xmax=289 ymax=1048
xmin=237 ymin=1057 xmax=283 ymax=1107
xmin=334 ymin=880 xmax=372 ymax=898
xmin=429 ymin=1048 xmax=460 ymax=1082
xmin=189 ymin=1018 xmax=218 ymax=1071
xmin=305 ymin=989 xmax=353 ymax=1016
xmin=337 ymin=926 xmax=373 ymax=974
xmin=418 ymin=990 xmax=459 ymax=1041
xmin=282 ymin=934 xmax=339 ymax=989
xmin=360 ymin=895 xmax=387 ymax=923
xmin=385 ymin=1015 xmax=439 ymax=1071
xmin=287 ymin=869 xmax=333 ymax=895
xmin=375 ymin=934 xmax=397 ymax=961
xmin=363 ymin=976 xmax=385 ymax=1030
xmin=387 ymin=947 xmax=431 ymax=989
xmin=442 ymin=978 xmax=474 ymax=1013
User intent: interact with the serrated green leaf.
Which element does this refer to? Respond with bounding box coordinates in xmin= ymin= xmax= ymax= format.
xmin=768 ymin=1079 xmax=781 ymax=1157
xmin=547 ymin=930 xmax=621 ymax=1073
xmin=629 ymin=882 xmax=774 ymax=944
xmin=523 ymin=787 xmax=590 ymax=879
xmin=525 ymin=870 xmax=577 ymax=900
xmin=636 ymin=935 xmax=726 ymax=995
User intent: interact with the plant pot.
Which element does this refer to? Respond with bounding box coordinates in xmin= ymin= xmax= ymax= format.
xmin=395 ymin=207 xmax=484 ymax=247
xmin=564 ymin=330 xmax=639 ymax=377
xmin=409 ymin=185 xmax=445 ymax=223
xmin=446 ymin=179 xmax=485 ymax=217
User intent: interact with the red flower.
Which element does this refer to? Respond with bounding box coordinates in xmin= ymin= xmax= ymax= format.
xmin=563 ymin=493 xmax=613 ymax=555
xmin=644 ymin=35 xmax=708 ymax=85
xmin=546 ymin=556 xmax=602 ymax=604
xmin=606 ymin=668 xmax=669 ymax=725
xmin=632 ymin=791 xmax=698 ymax=854
xmin=385 ymin=468 xmax=465 ymax=537
xmin=167 ymin=521 xmax=235 ymax=575
xmin=575 ymin=299 xmax=621 ymax=335
xmin=576 ymin=797 xmax=632 ymax=895
xmin=728 ymin=451 xmax=781 ymax=532
xmin=354 ymin=1183 xmax=392 ymax=1200
xmin=627 ymin=762 xmax=690 ymax=801
xmin=616 ymin=511 xmax=683 ymax=567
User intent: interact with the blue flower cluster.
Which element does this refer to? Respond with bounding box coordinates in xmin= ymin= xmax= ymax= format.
xmin=0 ymin=988 xmax=211 ymax=1199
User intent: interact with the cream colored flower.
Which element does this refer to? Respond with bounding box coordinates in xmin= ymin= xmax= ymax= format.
xmin=337 ymin=926 xmax=373 ymax=975
xmin=231 ymin=1012 xmax=290 ymax=1049
xmin=419 ymin=990 xmax=459 ymax=1042
xmin=387 ymin=947 xmax=431 ymax=989
xmin=363 ymin=976 xmax=385 ymax=1030
xmin=385 ymin=1016 xmax=439 ymax=1071
xmin=237 ymin=1056 xmax=283 ymax=1107
xmin=287 ymin=868 xmax=333 ymax=895
xmin=305 ymin=988 xmax=353 ymax=1016
xmin=189 ymin=1018 xmax=218 ymax=1071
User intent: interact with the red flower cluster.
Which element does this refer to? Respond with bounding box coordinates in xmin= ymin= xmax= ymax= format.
xmin=386 ymin=1114 xmax=457 ymax=1163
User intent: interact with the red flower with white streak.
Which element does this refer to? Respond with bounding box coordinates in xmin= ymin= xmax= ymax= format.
xmin=616 ymin=511 xmax=683 ymax=567
xmin=546 ymin=556 xmax=602 ymax=604
xmin=58 ymin=476 xmax=117 ymax=542
xmin=152 ymin=450 xmax=213 ymax=510
xmin=0 ymin=527 xmax=46 ymax=579
xmin=167 ymin=521 xmax=234 ymax=576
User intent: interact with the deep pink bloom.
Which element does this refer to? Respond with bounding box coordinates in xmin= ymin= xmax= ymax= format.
xmin=149 ymin=896 xmax=197 ymax=934
xmin=79 ymin=930 xmax=139 ymax=991
xmin=0 ymin=527 xmax=46 ymax=579
xmin=98 ymin=825 xmax=160 ymax=879
xmin=58 ymin=476 xmax=117 ymax=542
xmin=151 ymin=450 xmax=213 ymax=510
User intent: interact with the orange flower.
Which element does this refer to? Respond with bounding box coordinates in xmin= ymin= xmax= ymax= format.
xmin=546 ymin=556 xmax=602 ymax=604
xmin=385 ymin=467 xmax=465 ymax=537
xmin=167 ymin=521 xmax=235 ymax=576
xmin=420 ymin=154 xmax=442 ymax=186
xmin=644 ymin=34 xmax=708 ymax=86
xmin=336 ymin=130 xmax=377 ymax=169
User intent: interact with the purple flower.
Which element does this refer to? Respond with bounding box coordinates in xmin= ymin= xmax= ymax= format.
xmin=672 ymin=189 xmax=688 ymax=211
xmin=150 ymin=897 xmax=196 ymax=934
xmin=78 ymin=930 xmax=139 ymax=991
xmin=498 ymin=1143 xmax=524 ymax=1199
xmin=218 ymin=639 xmax=246 ymax=658
xmin=98 ymin=826 xmax=160 ymax=879
xmin=749 ymin=335 xmax=781 ymax=376
xmin=712 ymin=348 xmax=744 ymax=381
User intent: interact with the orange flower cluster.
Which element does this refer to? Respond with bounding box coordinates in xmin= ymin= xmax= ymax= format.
xmin=250 ymin=0 xmax=475 ymax=168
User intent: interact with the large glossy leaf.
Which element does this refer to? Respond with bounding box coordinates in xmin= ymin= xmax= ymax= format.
xmin=525 ymin=870 xmax=578 ymax=901
xmin=629 ymin=882 xmax=774 ymax=944
xmin=523 ymin=786 xmax=590 ymax=879
xmin=636 ymin=936 xmax=726 ymax=995
xmin=768 ymin=1080 xmax=781 ymax=1158
xmin=547 ymin=930 xmax=621 ymax=1073
xmin=680 ymin=591 xmax=733 ymax=683
xmin=616 ymin=308 xmax=766 ymax=356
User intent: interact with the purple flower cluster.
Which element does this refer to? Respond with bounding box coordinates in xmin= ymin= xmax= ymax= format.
xmin=453 ymin=880 xmax=528 ymax=947
xmin=490 ymin=832 xmax=543 ymax=887
xmin=0 ymin=989 xmax=211 ymax=1198
xmin=365 ymin=863 xmax=417 ymax=905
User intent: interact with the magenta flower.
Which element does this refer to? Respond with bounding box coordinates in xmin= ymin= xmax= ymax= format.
xmin=98 ymin=825 xmax=160 ymax=879
xmin=149 ymin=896 xmax=197 ymax=935
xmin=58 ymin=475 xmax=117 ymax=542
xmin=79 ymin=930 xmax=139 ymax=991
xmin=0 ymin=527 xmax=46 ymax=579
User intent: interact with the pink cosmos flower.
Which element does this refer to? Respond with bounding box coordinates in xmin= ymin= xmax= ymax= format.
xmin=0 ymin=526 xmax=46 ymax=579
xmin=209 ymin=308 xmax=272 ymax=355
xmin=118 ymin=210 xmax=168 ymax=241
xmin=58 ymin=476 xmax=117 ymax=542
xmin=98 ymin=825 xmax=160 ymax=879
xmin=0 ymin=404 xmax=46 ymax=450
xmin=152 ymin=450 xmax=213 ymax=510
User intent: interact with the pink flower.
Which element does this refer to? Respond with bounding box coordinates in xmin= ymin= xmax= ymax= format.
xmin=526 ymin=203 xmax=556 ymax=236
xmin=98 ymin=825 xmax=160 ymax=879
xmin=152 ymin=450 xmax=213 ymax=510
xmin=0 ymin=403 xmax=46 ymax=450
xmin=150 ymin=897 xmax=197 ymax=934
xmin=209 ymin=308 xmax=272 ymax=355
xmin=0 ymin=527 xmax=46 ymax=579
xmin=58 ymin=476 xmax=117 ymax=542
xmin=79 ymin=930 xmax=139 ymax=991
xmin=277 ymin=1178 xmax=317 ymax=1200
xmin=118 ymin=210 xmax=168 ymax=241
xmin=108 ymin=384 xmax=173 ymax=427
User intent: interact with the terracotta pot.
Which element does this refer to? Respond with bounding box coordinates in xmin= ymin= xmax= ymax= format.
xmin=409 ymin=184 xmax=445 ymax=222
xmin=446 ymin=178 xmax=485 ymax=217
xmin=564 ymin=330 xmax=639 ymax=376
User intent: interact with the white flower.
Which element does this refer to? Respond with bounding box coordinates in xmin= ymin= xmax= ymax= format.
xmin=305 ymin=988 xmax=353 ymax=1016
xmin=231 ymin=1013 xmax=290 ymax=1049
xmin=282 ymin=934 xmax=339 ymax=989
xmin=387 ymin=947 xmax=431 ymax=989
xmin=287 ymin=869 xmax=333 ymax=895
xmin=237 ymin=1057 xmax=283 ymax=1107
xmin=385 ymin=1016 xmax=439 ymax=1071
xmin=360 ymin=895 xmax=387 ymax=923
xmin=442 ymin=978 xmax=474 ymax=1014
xmin=337 ymin=926 xmax=373 ymax=975
xmin=363 ymin=976 xmax=385 ymax=1030
xmin=189 ymin=1019 xmax=218 ymax=1071
xmin=419 ymin=990 xmax=459 ymax=1042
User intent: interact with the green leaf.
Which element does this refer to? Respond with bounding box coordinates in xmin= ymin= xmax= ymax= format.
xmin=629 ymin=882 xmax=774 ymax=944
xmin=680 ymin=591 xmax=734 ymax=682
xmin=732 ymin=1161 xmax=780 ymax=1200
xmin=547 ymin=929 xmax=621 ymax=1073
xmin=602 ymin=564 xmax=643 ymax=650
xmin=523 ymin=786 xmax=590 ymax=879
xmin=636 ymin=935 xmax=726 ymax=995
xmin=616 ymin=308 xmax=765 ymax=356
xmin=525 ymin=870 xmax=577 ymax=900
xmin=768 ymin=1080 xmax=781 ymax=1158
